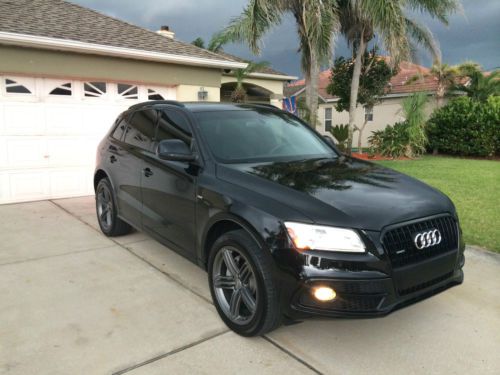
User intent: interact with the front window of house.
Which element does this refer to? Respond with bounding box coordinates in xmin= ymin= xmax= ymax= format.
xmin=324 ymin=107 xmax=332 ymax=132
xmin=365 ymin=106 xmax=374 ymax=122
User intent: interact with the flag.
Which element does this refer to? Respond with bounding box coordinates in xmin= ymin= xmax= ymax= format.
xmin=282 ymin=96 xmax=298 ymax=115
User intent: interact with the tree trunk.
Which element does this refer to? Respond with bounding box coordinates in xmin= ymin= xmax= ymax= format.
xmin=304 ymin=49 xmax=319 ymax=129
xmin=347 ymin=37 xmax=366 ymax=155
xmin=309 ymin=50 xmax=320 ymax=130
xmin=357 ymin=119 xmax=368 ymax=154
xmin=436 ymin=84 xmax=445 ymax=108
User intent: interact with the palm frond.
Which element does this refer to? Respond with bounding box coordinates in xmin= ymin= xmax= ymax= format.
xmin=405 ymin=17 xmax=441 ymax=63
xmin=214 ymin=0 xmax=283 ymax=55
xmin=405 ymin=0 xmax=462 ymax=25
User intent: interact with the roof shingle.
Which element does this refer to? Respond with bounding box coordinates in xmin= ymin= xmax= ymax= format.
xmin=0 ymin=0 xmax=236 ymax=63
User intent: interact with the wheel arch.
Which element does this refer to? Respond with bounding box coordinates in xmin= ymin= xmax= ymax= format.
xmin=201 ymin=213 xmax=266 ymax=270
xmin=93 ymin=169 xmax=109 ymax=192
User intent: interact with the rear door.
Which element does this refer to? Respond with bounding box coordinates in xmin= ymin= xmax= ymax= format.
xmin=117 ymin=109 xmax=157 ymax=228
xmin=141 ymin=108 xmax=197 ymax=257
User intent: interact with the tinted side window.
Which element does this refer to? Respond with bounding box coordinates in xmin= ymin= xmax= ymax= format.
xmin=112 ymin=118 xmax=127 ymax=141
xmin=124 ymin=109 xmax=158 ymax=150
xmin=156 ymin=109 xmax=192 ymax=145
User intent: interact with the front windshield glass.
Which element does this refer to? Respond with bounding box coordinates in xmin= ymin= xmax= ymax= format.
xmin=194 ymin=108 xmax=337 ymax=163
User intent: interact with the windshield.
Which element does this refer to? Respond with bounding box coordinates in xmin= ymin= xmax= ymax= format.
xmin=194 ymin=108 xmax=337 ymax=163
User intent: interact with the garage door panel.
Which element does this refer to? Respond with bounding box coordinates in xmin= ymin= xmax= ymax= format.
xmin=2 ymin=137 xmax=48 ymax=169
xmin=2 ymin=103 xmax=45 ymax=136
xmin=82 ymin=105 xmax=122 ymax=138
xmin=5 ymin=171 xmax=49 ymax=202
xmin=49 ymin=168 xmax=91 ymax=197
xmin=45 ymin=105 xmax=84 ymax=135
xmin=46 ymin=138 xmax=96 ymax=167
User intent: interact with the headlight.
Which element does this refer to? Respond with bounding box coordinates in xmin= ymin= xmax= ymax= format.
xmin=284 ymin=222 xmax=365 ymax=253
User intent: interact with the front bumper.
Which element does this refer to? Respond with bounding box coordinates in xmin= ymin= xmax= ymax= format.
xmin=285 ymin=247 xmax=465 ymax=319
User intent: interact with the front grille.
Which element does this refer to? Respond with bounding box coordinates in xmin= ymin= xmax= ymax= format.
xmin=299 ymin=293 xmax=383 ymax=312
xmin=398 ymin=271 xmax=454 ymax=295
xmin=382 ymin=215 xmax=458 ymax=268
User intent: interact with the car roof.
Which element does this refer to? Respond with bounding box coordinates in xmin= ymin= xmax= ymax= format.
xmin=127 ymin=101 xmax=280 ymax=113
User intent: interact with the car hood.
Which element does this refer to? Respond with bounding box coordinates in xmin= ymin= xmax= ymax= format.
xmin=216 ymin=156 xmax=454 ymax=231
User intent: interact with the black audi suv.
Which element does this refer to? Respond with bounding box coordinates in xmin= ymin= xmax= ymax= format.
xmin=94 ymin=101 xmax=464 ymax=336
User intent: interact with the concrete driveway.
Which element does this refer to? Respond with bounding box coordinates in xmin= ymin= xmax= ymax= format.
xmin=1 ymin=196 xmax=499 ymax=375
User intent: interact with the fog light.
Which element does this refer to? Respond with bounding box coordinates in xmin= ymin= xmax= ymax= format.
xmin=313 ymin=286 xmax=336 ymax=301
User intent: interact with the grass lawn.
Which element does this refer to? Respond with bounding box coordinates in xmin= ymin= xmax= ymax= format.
xmin=376 ymin=156 xmax=500 ymax=253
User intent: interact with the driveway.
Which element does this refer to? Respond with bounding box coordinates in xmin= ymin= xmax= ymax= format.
xmin=1 ymin=196 xmax=499 ymax=374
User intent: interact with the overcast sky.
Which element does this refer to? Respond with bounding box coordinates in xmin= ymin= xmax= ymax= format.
xmin=73 ymin=0 xmax=500 ymax=77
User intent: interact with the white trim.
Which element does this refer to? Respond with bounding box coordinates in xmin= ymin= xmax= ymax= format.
xmin=0 ymin=31 xmax=248 ymax=70
xmin=324 ymin=91 xmax=437 ymax=103
xmin=247 ymin=72 xmax=298 ymax=81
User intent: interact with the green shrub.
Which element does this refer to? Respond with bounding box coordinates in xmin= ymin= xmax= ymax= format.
xmin=328 ymin=124 xmax=349 ymax=151
xmin=402 ymin=93 xmax=429 ymax=157
xmin=368 ymin=122 xmax=409 ymax=158
xmin=427 ymin=96 xmax=500 ymax=156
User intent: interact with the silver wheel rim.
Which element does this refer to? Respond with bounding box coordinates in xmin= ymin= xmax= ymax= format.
xmin=212 ymin=246 xmax=258 ymax=325
xmin=96 ymin=185 xmax=113 ymax=230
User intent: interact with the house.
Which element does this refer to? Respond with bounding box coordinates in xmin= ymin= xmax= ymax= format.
xmin=0 ymin=0 xmax=296 ymax=204
xmin=285 ymin=61 xmax=440 ymax=147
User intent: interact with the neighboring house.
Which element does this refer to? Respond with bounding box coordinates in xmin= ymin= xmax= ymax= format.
xmin=0 ymin=0 xmax=295 ymax=204
xmin=285 ymin=61 xmax=440 ymax=147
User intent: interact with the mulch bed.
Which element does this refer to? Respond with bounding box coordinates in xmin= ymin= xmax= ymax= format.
xmin=351 ymin=152 xmax=410 ymax=161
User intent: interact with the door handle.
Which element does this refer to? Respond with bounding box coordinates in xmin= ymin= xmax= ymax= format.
xmin=108 ymin=145 xmax=118 ymax=152
xmin=110 ymin=155 xmax=117 ymax=163
xmin=143 ymin=168 xmax=153 ymax=177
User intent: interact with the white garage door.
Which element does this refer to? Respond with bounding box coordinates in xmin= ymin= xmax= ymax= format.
xmin=0 ymin=75 xmax=176 ymax=204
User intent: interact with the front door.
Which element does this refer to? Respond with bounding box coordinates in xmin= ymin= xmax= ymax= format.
xmin=117 ymin=109 xmax=157 ymax=228
xmin=141 ymin=108 xmax=197 ymax=257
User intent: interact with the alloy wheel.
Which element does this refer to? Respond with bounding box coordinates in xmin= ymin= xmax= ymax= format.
xmin=212 ymin=246 xmax=258 ymax=325
xmin=96 ymin=185 xmax=113 ymax=230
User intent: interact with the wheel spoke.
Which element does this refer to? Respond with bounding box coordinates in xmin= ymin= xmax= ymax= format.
xmin=240 ymin=286 xmax=256 ymax=313
xmin=229 ymin=288 xmax=242 ymax=319
xmin=213 ymin=275 xmax=236 ymax=289
xmin=223 ymin=249 xmax=240 ymax=277
xmin=100 ymin=208 xmax=108 ymax=221
xmin=239 ymin=262 xmax=252 ymax=283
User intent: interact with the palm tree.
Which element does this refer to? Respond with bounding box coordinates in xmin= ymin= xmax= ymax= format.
xmin=453 ymin=65 xmax=500 ymax=101
xmin=230 ymin=61 xmax=271 ymax=102
xmin=191 ymin=37 xmax=206 ymax=49
xmin=339 ymin=0 xmax=461 ymax=154
xmin=212 ymin=0 xmax=339 ymax=128
xmin=407 ymin=63 xmax=459 ymax=108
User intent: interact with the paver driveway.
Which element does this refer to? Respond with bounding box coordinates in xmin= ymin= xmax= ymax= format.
xmin=1 ymin=196 xmax=499 ymax=374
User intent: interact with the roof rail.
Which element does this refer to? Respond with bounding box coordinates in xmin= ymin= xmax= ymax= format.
xmin=128 ymin=100 xmax=185 ymax=111
xmin=251 ymin=103 xmax=280 ymax=110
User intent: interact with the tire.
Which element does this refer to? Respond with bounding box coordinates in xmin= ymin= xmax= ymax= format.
xmin=208 ymin=229 xmax=282 ymax=336
xmin=95 ymin=178 xmax=132 ymax=236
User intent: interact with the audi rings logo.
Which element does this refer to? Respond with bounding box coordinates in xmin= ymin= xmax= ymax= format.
xmin=413 ymin=229 xmax=442 ymax=249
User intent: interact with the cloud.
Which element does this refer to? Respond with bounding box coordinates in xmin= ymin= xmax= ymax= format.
xmin=72 ymin=0 xmax=500 ymax=75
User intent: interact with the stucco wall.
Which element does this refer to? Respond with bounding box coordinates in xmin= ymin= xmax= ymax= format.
xmin=0 ymin=45 xmax=222 ymax=87
xmin=221 ymin=75 xmax=284 ymax=95
xmin=176 ymin=84 xmax=220 ymax=102
xmin=318 ymin=96 xmax=438 ymax=147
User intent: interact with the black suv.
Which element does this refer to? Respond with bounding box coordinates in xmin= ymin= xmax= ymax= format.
xmin=94 ymin=101 xmax=464 ymax=336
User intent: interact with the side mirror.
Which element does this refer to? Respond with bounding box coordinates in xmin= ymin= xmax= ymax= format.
xmin=156 ymin=139 xmax=195 ymax=162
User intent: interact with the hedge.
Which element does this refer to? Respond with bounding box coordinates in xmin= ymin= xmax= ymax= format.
xmin=427 ymin=96 xmax=500 ymax=157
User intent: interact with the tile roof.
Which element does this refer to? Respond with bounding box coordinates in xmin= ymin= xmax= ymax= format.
xmin=0 ymin=0 xmax=237 ymax=63
xmin=286 ymin=60 xmax=437 ymax=100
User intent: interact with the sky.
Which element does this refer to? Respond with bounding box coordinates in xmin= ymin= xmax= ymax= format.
xmin=72 ymin=0 xmax=500 ymax=77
